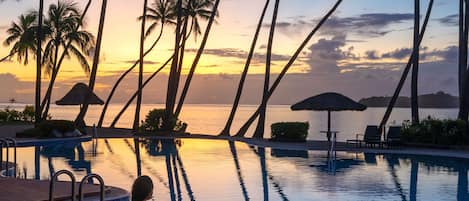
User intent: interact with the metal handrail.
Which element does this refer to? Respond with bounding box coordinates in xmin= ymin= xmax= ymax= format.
xmin=79 ymin=173 xmax=105 ymax=201
xmin=49 ymin=170 xmax=77 ymax=201
xmin=4 ymin=138 xmax=16 ymax=177
xmin=0 ymin=139 xmax=9 ymax=176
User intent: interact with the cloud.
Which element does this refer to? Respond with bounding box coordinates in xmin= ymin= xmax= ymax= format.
xmin=266 ymin=13 xmax=414 ymax=38
xmin=382 ymin=48 xmax=412 ymax=60
xmin=185 ymin=48 xmax=290 ymax=63
xmin=437 ymin=14 xmax=458 ymax=26
xmin=122 ymin=60 xmax=161 ymax=65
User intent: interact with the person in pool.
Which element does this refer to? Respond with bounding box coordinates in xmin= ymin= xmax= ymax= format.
xmin=132 ymin=176 xmax=154 ymax=201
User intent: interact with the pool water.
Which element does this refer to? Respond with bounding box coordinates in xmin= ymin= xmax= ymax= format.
xmin=9 ymin=138 xmax=469 ymax=201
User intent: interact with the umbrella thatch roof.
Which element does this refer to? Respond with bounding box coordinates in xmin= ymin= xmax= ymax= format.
xmin=291 ymin=92 xmax=366 ymax=111
xmin=56 ymin=83 xmax=104 ymax=105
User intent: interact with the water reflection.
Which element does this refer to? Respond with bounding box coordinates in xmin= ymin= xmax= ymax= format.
xmin=16 ymin=139 xmax=469 ymax=201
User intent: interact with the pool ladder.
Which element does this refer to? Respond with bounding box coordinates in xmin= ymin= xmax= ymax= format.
xmin=49 ymin=170 xmax=105 ymax=201
xmin=327 ymin=132 xmax=337 ymax=174
xmin=0 ymin=137 xmax=17 ymax=177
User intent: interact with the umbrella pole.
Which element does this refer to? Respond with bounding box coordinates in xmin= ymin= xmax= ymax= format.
xmin=327 ymin=110 xmax=331 ymax=142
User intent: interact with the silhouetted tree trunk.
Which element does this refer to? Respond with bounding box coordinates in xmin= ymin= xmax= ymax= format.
xmin=174 ymin=0 xmax=220 ymax=117
xmin=378 ymin=0 xmax=434 ymax=133
xmin=459 ymin=0 xmax=469 ymax=121
xmin=253 ymin=0 xmax=280 ymax=139
xmin=40 ymin=1 xmax=93 ymax=120
xmin=0 ymin=52 xmax=14 ymax=63
xmin=75 ymin=0 xmax=108 ymax=126
xmin=234 ymin=0 xmax=343 ymax=137
xmin=97 ymin=23 xmax=165 ymax=128
xmin=164 ymin=0 xmax=183 ymax=131
xmin=458 ymin=0 xmax=465 ymax=119
xmin=218 ymin=0 xmax=271 ymax=136
xmin=411 ymin=0 xmax=420 ymax=124
xmin=110 ymin=55 xmax=173 ymax=127
xmin=133 ymin=0 xmax=149 ymax=131
xmin=35 ymin=0 xmax=44 ymax=125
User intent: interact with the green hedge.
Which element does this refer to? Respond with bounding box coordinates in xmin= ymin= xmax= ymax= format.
xmin=139 ymin=109 xmax=186 ymax=133
xmin=0 ymin=105 xmax=36 ymax=123
xmin=401 ymin=117 xmax=469 ymax=146
xmin=271 ymin=122 xmax=309 ymax=142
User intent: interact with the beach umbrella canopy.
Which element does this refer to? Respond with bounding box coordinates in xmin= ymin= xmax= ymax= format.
xmin=56 ymin=83 xmax=104 ymax=105
xmin=291 ymin=92 xmax=366 ymax=141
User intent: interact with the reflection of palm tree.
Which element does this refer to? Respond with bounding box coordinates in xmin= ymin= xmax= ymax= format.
xmin=228 ymin=141 xmax=250 ymax=201
xmin=384 ymin=155 xmax=407 ymax=201
xmin=457 ymin=166 xmax=468 ymax=201
xmin=3 ymin=13 xmax=37 ymax=65
xmin=410 ymin=160 xmax=418 ymax=201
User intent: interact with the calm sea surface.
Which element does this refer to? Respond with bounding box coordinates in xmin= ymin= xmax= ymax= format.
xmin=0 ymin=103 xmax=458 ymax=141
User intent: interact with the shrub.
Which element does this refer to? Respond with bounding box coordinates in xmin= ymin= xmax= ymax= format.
xmin=401 ymin=117 xmax=468 ymax=146
xmin=6 ymin=109 xmax=21 ymax=121
xmin=17 ymin=120 xmax=78 ymax=138
xmin=0 ymin=111 xmax=8 ymax=122
xmin=271 ymin=122 xmax=309 ymax=142
xmin=140 ymin=109 xmax=186 ymax=133
xmin=22 ymin=105 xmax=35 ymax=122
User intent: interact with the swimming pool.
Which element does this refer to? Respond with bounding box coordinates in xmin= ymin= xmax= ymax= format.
xmin=8 ymin=138 xmax=469 ymax=201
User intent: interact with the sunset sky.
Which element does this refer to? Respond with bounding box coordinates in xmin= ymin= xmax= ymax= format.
xmin=0 ymin=0 xmax=461 ymax=104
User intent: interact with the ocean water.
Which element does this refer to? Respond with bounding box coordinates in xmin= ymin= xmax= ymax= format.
xmin=0 ymin=103 xmax=458 ymax=141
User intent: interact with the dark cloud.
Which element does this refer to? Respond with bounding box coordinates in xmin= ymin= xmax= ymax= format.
xmin=365 ymin=50 xmax=380 ymax=60
xmin=306 ymin=35 xmax=357 ymax=74
xmin=122 ymin=60 xmax=161 ymax=65
xmin=382 ymin=48 xmax=412 ymax=60
xmin=437 ymin=14 xmax=458 ymax=26
xmin=266 ymin=13 xmax=413 ymax=38
xmin=185 ymin=48 xmax=290 ymax=63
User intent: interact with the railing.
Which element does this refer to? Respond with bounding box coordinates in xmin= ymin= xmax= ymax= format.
xmin=4 ymin=138 xmax=16 ymax=177
xmin=0 ymin=138 xmax=10 ymax=177
xmin=79 ymin=173 xmax=105 ymax=201
xmin=49 ymin=170 xmax=77 ymax=201
xmin=49 ymin=170 xmax=106 ymax=201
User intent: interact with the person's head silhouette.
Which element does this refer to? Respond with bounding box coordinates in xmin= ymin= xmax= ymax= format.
xmin=132 ymin=175 xmax=154 ymax=201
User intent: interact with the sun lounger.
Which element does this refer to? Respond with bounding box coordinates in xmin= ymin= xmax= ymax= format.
xmin=383 ymin=126 xmax=402 ymax=147
xmin=346 ymin=125 xmax=381 ymax=148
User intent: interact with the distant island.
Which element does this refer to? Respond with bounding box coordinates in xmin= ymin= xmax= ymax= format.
xmin=359 ymin=91 xmax=459 ymax=108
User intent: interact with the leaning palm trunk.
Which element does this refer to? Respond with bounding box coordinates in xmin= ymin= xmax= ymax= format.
xmin=110 ymin=55 xmax=174 ymax=127
xmin=253 ymin=0 xmax=280 ymax=139
xmin=133 ymin=0 xmax=149 ymax=131
xmin=378 ymin=0 xmax=434 ymax=133
xmin=218 ymin=0 xmax=271 ymax=136
xmin=35 ymin=0 xmax=44 ymax=125
xmin=234 ymin=0 xmax=343 ymax=137
xmin=410 ymin=0 xmax=420 ymax=124
xmin=40 ymin=0 xmax=93 ymax=119
xmin=174 ymin=0 xmax=221 ymax=117
xmin=75 ymin=0 xmax=108 ymax=126
xmin=164 ymin=0 xmax=183 ymax=130
xmin=97 ymin=23 xmax=165 ymax=128
xmin=0 ymin=52 xmax=15 ymax=63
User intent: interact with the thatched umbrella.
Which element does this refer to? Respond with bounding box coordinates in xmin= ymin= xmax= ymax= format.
xmin=291 ymin=92 xmax=366 ymax=142
xmin=56 ymin=83 xmax=104 ymax=108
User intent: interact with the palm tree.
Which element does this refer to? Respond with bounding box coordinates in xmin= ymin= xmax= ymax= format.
xmin=253 ymin=0 xmax=280 ymax=139
xmin=458 ymin=0 xmax=469 ymax=121
xmin=164 ymin=0 xmax=184 ymax=130
xmin=218 ymin=0 xmax=271 ymax=136
xmin=134 ymin=0 xmax=150 ymax=131
xmin=378 ymin=0 xmax=434 ymax=133
xmin=75 ymin=0 xmax=108 ymax=126
xmin=3 ymin=13 xmax=37 ymax=65
xmin=40 ymin=1 xmax=95 ymax=119
xmin=411 ymin=0 xmax=420 ymax=124
xmin=234 ymin=0 xmax=343 ymax=137
xmin=174 ymin=0 xmax=220 ymax=117
xmin=36 ymin=0 xmax=44 ymax=126
xmin=97 ymin=0 xmax=176 ymax=128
